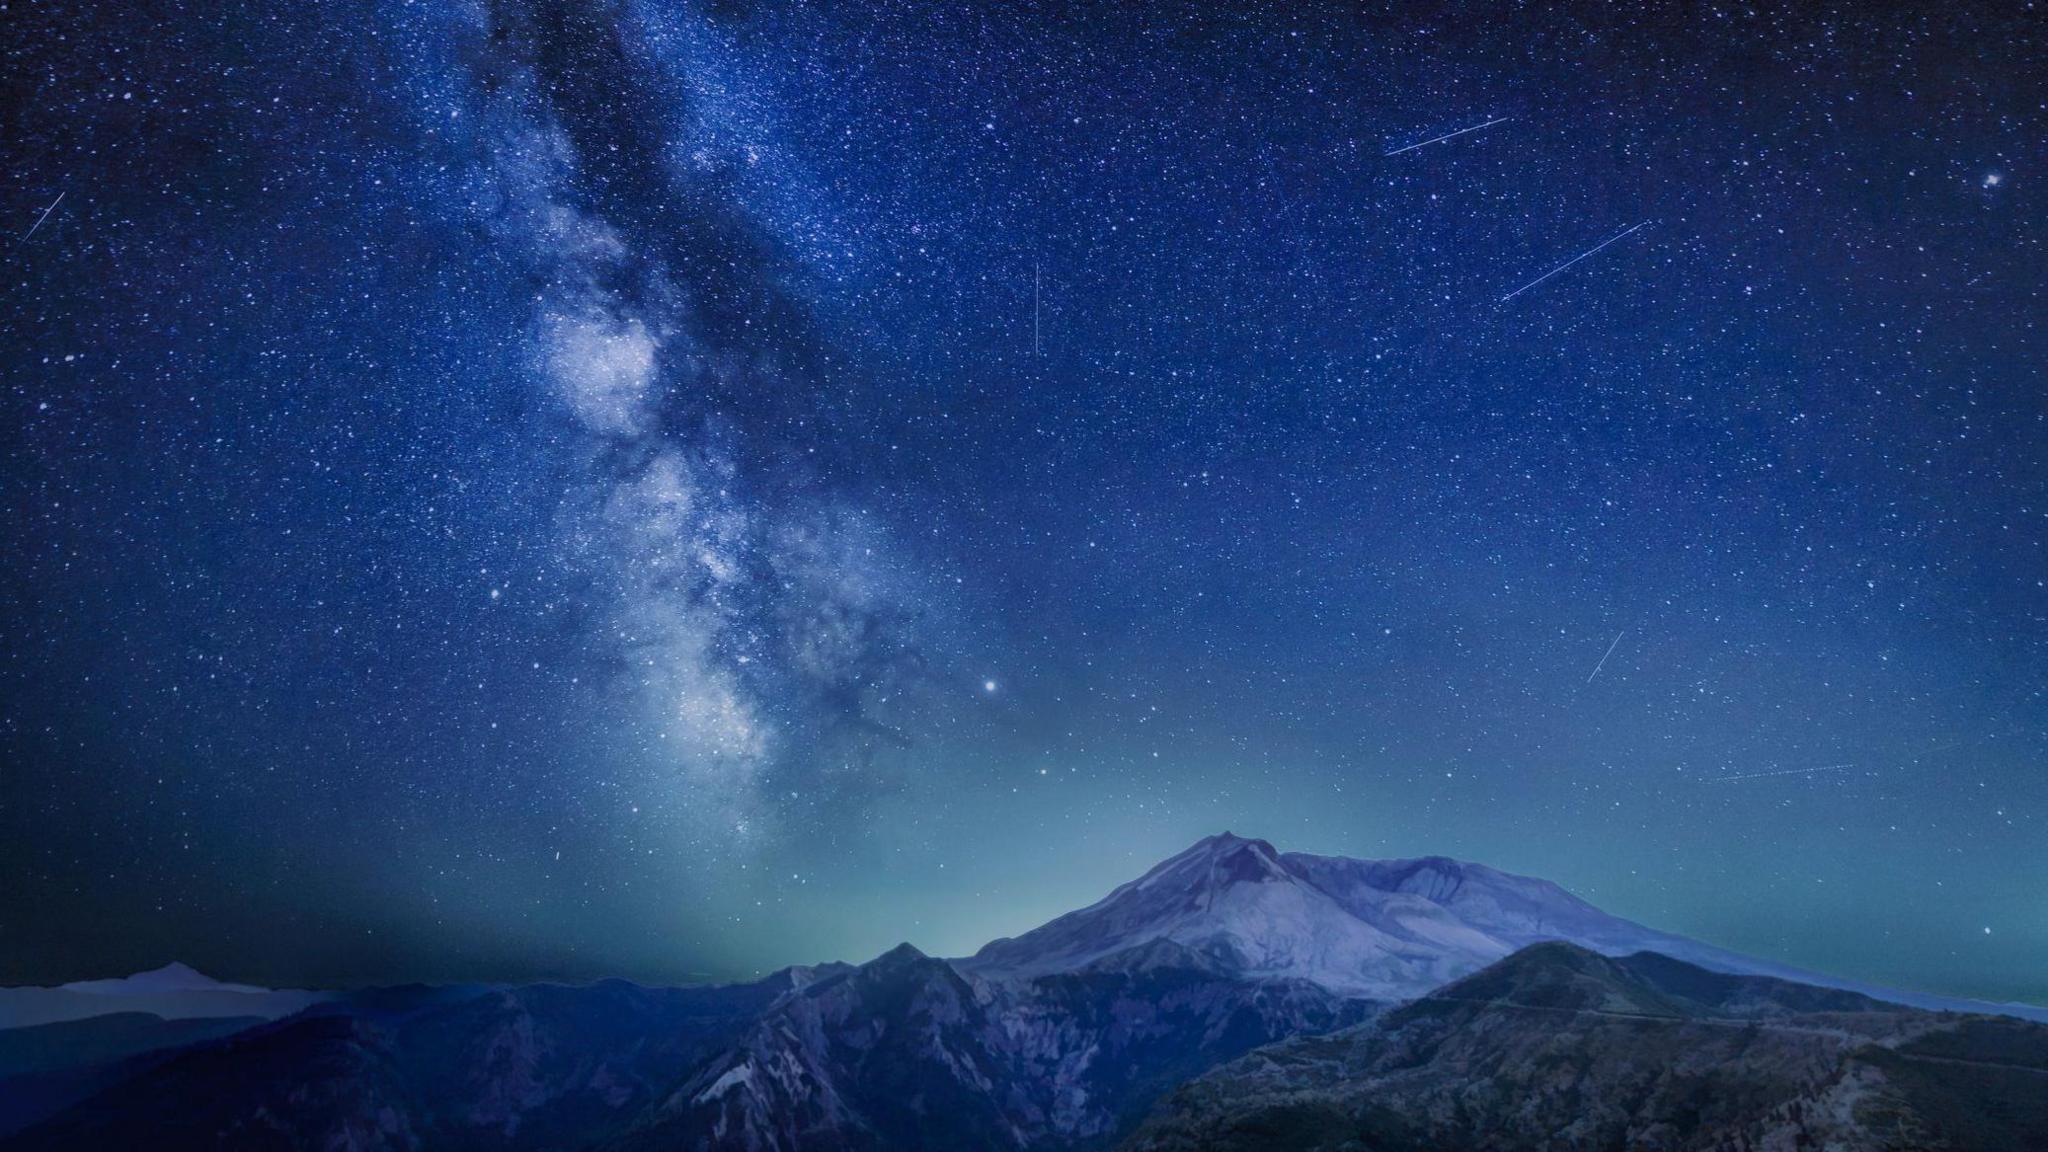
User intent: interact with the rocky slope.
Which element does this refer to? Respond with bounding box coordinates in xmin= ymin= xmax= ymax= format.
xmin=1121 ymin=942 xmax=2048 ymax=1152
xmin=613 ymin=942 xmax=1376 ymax=1151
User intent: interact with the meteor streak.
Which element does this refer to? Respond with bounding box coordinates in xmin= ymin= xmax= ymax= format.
xmin=1704 ymin=763 xmax=1855 ymax=783
xmin=20 ymin=190 xmax=64 ymax=242
xmin=1501 ymin=220 xmax=1649 ymax=302
xmin=1384 ymin=116 xmax=1510 ymax=156
xmin=1585 ymin=630 xmax=1625 ymax=685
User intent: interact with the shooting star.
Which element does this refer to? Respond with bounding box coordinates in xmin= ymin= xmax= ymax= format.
xmin=1703 ymin=763 xmax=1855 ymax=784
xmin=1384 ymin=116 xmax=1511 ymax=157
xmin=1584 ymin=630 xmax=1625 ymax=685
xmin=1501 ymin=220 xmax=1649 ymax=303
xmin=20 ymin=190 xmax=65 ymax=242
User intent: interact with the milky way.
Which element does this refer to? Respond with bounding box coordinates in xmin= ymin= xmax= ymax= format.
xmin=2 ymin=1 xmax=2044 ymax=1007
xmin=452 ymin=0 xmax=934 ymax=832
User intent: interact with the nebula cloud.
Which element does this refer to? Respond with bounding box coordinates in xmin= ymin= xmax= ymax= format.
xmin=435 ymin=0 xmax=929 ymax=829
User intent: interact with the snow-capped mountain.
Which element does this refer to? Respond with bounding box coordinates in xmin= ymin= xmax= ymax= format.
xmin=961 ymin=833 xmax=1681 ymax=997
xmin=962 ymin=833 xmax=2048 ymax=1021
xmin=57 ymin=962 xmax=270 ymax=997
xmin=0 ymin=964 xmax=329 ymax=1029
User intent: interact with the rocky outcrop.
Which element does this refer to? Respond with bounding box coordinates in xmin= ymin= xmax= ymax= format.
xmin=1121 ymin=942 xmax=2048 ymax=1152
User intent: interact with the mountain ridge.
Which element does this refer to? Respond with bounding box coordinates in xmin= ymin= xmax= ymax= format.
xmin=5 ymin=833 xmax=2045 ymax=1151
xmin=0 ymin=966 xmax=331 ymax=1031
xmin=58 ymin=962 xmax=266 ymax=996
xmin=1122 ymin=941 xmax=2048 ymax=1152
xmin=961 ymin=833 xmax=2048 ymax=1022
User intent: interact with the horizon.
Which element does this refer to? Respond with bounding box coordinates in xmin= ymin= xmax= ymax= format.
xmin=5 ymin=0 xmax=2045 ymax=1027
xmin=13 ymin=829 xmax=2046 ymax=1016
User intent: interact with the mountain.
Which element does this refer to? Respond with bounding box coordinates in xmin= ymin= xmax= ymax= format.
xmin=0 ymin=1013 xmax=268 ymax=1139
xmin=614 ymin=942 xmax=1377 ymax=1152
xmin=1 ymin=969 xmax=823 ymax=1151
xmin=5 ymin=833 xmax=2043 ymax=1151
xmin=0 ymin=1011 xmax=268 ymax=1081
xmin=963 ymin=833 xmax=2048 ymax=1021
xmin=1121 ymin=941 xmax=2048 ymax=1152
xmin=0 ymin=948 xmax=1362 ymax=1152
xmin=56 ymin=962 xmax=269 ymax=996
xmin=0 ymin=963 xmax=330 ymax=1030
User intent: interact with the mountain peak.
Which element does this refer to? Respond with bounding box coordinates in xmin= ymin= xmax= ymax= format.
xmin=1388 ymin=941 xmax=1657 ymax=1020
xmin=1132 ymin=833 xmax=1289 ymax=894
xmin=1187 ymin=831 xmax=1278 ymax=858
xmin=60 ymin=962 xmax=247 ymax=995
xmin=1399 ymin=940 xmax=1761 ymax=1025
xmin=1188 ymin=833 xmax=1286 ymax=882
xmin=870 ymin=942 xmax=929 ymax=966
xmin=1405 ymin=941 xmax=1890 ymax=1025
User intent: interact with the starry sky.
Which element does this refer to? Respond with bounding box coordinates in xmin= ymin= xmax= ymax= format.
xmin=2 ymin=1 xmax=2044 ymax=1008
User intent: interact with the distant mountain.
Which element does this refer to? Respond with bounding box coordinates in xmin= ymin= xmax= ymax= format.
xmin=0 ymin=963 xmax=329 ymax=1029
xmin=963 ymin=833 xmax=2048 ymax=1021
xmin=1121 ymin=941 xmax=2048 ymax=1152
xmin=1 ymin=969 xmax=821 ymax=1151
xmin=56 ymin=962 xmax=269 ymax=997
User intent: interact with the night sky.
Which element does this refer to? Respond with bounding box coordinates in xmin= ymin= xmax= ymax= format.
xmin=3 ymin=2 xmax=2044 ymax=1009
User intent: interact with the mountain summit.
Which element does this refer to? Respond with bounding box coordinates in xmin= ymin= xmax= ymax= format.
xmin=59 ymin=963 xmax=264 ymax=996
xmin=961 ymin=832 xmax=1687 ymax=998
xmin=963 ymin=833 xmax=2041 ymax=1017
xmin=1 ymin=965 xmax=327 ymax=1030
